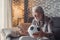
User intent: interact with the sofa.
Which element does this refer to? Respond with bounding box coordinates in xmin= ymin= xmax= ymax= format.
xmin=1 ymin=23 xmax=31 ymax=40
xmin=1 ymin=17 xmax=60 ymax=40
xmin=52 ymin=17 xmax=60 ymax=40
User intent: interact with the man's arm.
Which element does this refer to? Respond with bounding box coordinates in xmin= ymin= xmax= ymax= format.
xmin=44 ymin=18 xmax=54 ymax=37
xmin=44 ymin=32 xmax=53 ymax=37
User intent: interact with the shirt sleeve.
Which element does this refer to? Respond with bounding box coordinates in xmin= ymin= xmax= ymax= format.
xmin=47 ymin=23 xmax=52 ymax=33
xmin=47 ymin=17 xmax=53 ymax=33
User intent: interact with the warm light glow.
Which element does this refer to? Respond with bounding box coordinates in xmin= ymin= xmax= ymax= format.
xmin=12 ymin=0 xmax=24 ymax=26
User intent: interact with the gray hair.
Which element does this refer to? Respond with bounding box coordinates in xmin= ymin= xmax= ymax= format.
xmin=32 ymin=6 xmax=44 ymax=17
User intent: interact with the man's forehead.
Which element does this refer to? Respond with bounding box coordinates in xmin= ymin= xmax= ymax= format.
xmin=35 ymin=12 xmax=43 ymax=14
xmin=34 ymin=13 xmax=43 ymax=16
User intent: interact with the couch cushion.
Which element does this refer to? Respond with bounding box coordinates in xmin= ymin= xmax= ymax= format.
xmin=52 ymin=17 xmax=60 ymax=40
xmin=52 ymin=17 xmax=60 ymax=28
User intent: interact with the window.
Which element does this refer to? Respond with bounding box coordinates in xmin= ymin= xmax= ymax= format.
xmin=12 ymin=0 xmax=60 ymax=27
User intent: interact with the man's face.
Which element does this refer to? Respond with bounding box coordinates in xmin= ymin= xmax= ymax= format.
xmin=34 ymin=12 xmax=43 ymax=21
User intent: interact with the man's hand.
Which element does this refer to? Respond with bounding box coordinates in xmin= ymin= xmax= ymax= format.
xmin=33 ymin=31 xmax=45 ymax=38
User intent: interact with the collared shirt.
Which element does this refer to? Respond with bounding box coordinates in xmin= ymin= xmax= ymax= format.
xmin=32 ymin=16 xmax=52 ymax=33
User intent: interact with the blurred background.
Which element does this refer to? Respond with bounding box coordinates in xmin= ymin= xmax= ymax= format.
xmin=12 ymin=0 xmax=60 ymax=27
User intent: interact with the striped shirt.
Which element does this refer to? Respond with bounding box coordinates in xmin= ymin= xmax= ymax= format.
xmin=32 ymin=16 xmax=55 ymax=40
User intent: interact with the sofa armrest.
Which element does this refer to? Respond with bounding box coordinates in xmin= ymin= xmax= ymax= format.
xmin=1 ymin=28 xmax=21 ymax=40
xmin=0 ymin=29 xmax=11 ymax=40
xmin=19 ymin=36 xmax=37 ymax=40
